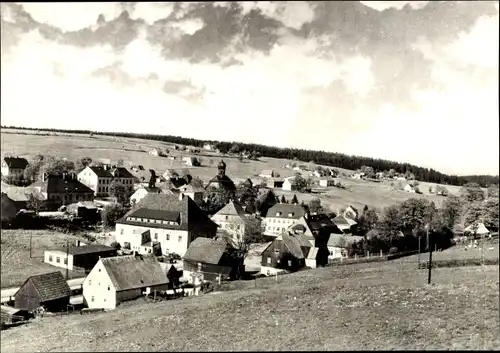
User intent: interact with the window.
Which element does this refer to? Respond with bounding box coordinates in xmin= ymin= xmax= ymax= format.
xmin=166 ymin=234 xmax=170 ymax=241
xmin=49 ymin=255 xmax=53 ymax=262
xmin=288 ymin=260 xmax=292 ymax=267
xmin=266 ymin=270 xmax=271 ymax=276
xmin=56 ymin=257 xmax=60 ymax=263
xmin=120 ymin=229 xmax=124 ymax=235
xmin=98 ymin=268 xmax=101 ymax=272
xmin=108 ymin=285 xmax=110 ymax=291
xmin=277 ymin=259 xmax=280 ymax=263
xmin=64 ymin=258 xmax=68 ymax=265
xmin=89 ymin=280 xmax=92 ymax=285
xmin=178 ymin=236 xmax=182 ymax=242
xmin=154 ymin=233 xmax=158 ymax=240
xmin=329 ymin=251 xmax=333 ymax=256
xmin=91 ymin=296 xmax=94 ymax=302
xmin=267 ymin=257 xmax=271 ymax=264
xmin=274 ymin=249 xmax=279 ymax=254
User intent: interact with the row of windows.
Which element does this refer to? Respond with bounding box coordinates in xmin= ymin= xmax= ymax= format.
xmin=267 ymin=226 xmax=287 ymax=232
xmin=99 ymin=179 xmax=133 ymax=185
xmin=266 ymin=256 xmax=292 ymax=266
xmin=88 ymin=278 xmax=111 ymax=291
xmin=48 ymin=255 xmax=68 ymax=265
xmin=120 ymin=230 xmax=183 ymax=242
xmin=127 ymin=217 xmax=178 ymax=226
xmin=267 ymin=218 xmax=294 ymax=224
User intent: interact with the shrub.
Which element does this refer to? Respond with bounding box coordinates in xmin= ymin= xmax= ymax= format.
xmin=389 ymin=246 xmax=398 ymax=255
xmin=110 ymin=241 xmax=121 ymax=250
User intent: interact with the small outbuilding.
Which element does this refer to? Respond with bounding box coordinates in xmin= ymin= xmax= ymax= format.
xmin=14 ymin=272 xmax=71 ymax=312
xmin=44 ymin=244 xmax=117 ymax=272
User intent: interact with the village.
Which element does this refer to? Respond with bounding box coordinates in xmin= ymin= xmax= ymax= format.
xmin=1 ymin=138 xmax=498 ymax=329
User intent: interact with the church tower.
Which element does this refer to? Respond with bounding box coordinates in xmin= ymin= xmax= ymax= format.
xmin=218 ymin=160 xmax=226 ymax=177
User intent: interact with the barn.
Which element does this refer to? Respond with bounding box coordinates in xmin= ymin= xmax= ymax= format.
xmin=14 ymin=272 xmax=71 ymax=312
xmin=44 ymin=244 xmax=117 ymax=272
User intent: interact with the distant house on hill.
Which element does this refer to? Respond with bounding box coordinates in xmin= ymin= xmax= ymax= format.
xmin=332 ymin=215 xmax=358 ymax=234
xmin=404 ymin=184 xmax=416 ymax=193
xmin=83 ymin=255 xmax=169 ymax=310
xmin=1 ymin=156 xmax=29 ymax=182
xmin=319 ymin=178 xmax=336 ymax=187
xmin=182 ymin=157 xmax=198 ymax=166
xmin=266 ymin=178 xmax=284 ymax=189
xmin=352 ymin=172 xmax=365 ymax=180
xmin=149 ymin=148 xmax=160 ymax=156
xmin=14 ymin=272 xmax=71 ymax=312
xmin=343 ymin=206 xmax=359 ymax=220
xmin=203 ymin=143 xmax=216 ymax=151
xmin=259 ymin=170 xmax=276 ymax=178
xmin=282 ymin=177 xmax=299 ymax=191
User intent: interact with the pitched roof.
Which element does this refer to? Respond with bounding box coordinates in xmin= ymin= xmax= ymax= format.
xmin=127 ymin=208 xmax=181 ymax=222
xmin=293 ymin=232 xmax=314 ymax=248
xmin=464 ymin=223 xmax=490 ymax=235
xmin=16 ymin=272 xmax=71 ymax=302
xmin=3 ymin=157 xmax=28 ymax=169
xmin=206 ymin=174 xmax=236 ymax=191
xmin=183 ymin=237 xmax=228 ymax=265
xmin=121 ymin=193 xmax=216 ymax=231
xmin=32 ymin=175 xmax=94 ymax=194
xmin=88 ymin=166 xmax=112 ymax=178
xmin=53 ymin=244 xmax=115 ymax=256
xmin=109 ymin=167 xmax=135 ymax=179
xmin=327 ymin=234 xmax=363 ymax=248
xmin=215 ymin=200 xmax=248 ymax=219
xmin=3 ymin=184 xmax=44 ymax=202
xmin=279 ymin=233 xmax=306 ymax=259
xmin=101 ymin=255 xmax=168 ymax=291
xmin=266 ymin=204 xmax=306 ymax=219
xmin=332 ymin=215 xmax=357 ymax=226
xmin=260 ymin=170 xmax=274 ymax=175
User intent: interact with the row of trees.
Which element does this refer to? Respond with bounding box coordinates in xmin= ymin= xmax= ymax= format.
xmin=5 ymin=125 xmax=498 ymax=187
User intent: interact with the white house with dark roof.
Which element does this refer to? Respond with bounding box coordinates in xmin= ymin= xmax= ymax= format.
xmin=264 ymin=204 xmax=307 ymax=236
xmin=332 ymin=214 xmax=358 ymax=234
xmin=77 ymin=165 xmax=135 ymax=198
xmin=82 ymin=254 xmax=169 ymax=310
xmin=115 ymin=193 xmax=218 ymax=256
xmin=1 ymin=156 xmax=29 ymax=181
xmin=211 ymin=200 xmax=262 ymax=245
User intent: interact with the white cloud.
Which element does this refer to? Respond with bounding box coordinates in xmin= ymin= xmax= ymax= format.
xmin=169 ymin=18 xmax=204 ymax=35
xmin=240 ymin=1 xmax=315 ymax=29
xmin=360 ymin=1 xmax=429 ymax=11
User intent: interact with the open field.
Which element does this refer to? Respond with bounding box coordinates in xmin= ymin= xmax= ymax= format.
xmin=1 ymin=261 xmax=498 ymax=351
xmin=0 ymin=230 xmax=88 ymax=288
xmin=1 ymin=129 xmax=464 ymax=211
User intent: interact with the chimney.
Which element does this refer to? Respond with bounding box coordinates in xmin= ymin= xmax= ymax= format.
xmin=75 ymin=240 xmax=81 ymax=247
xmin=179 ymin=193 xmax=184 ymax=201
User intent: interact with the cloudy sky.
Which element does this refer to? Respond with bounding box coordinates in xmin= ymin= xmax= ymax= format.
xmin=1 ymin=1 xmax=498 ymax=176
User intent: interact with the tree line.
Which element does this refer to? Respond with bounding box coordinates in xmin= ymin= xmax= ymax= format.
xmin=3 ymin=125 xmax=498 ymax=187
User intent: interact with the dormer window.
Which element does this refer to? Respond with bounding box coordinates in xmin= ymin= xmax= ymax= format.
xmin=276 ymin=212 xmax=281 ymax=216
xmin=288 ymin=213 xmax=294 ymax=217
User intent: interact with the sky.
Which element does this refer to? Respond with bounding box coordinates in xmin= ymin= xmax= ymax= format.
xmin=1 ymin=1 xmax=498 ymax=176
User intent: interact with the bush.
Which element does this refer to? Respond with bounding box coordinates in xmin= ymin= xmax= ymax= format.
xmin=101 ymin=204 xmax=127 ymax=229
xmin=110 ymin=241 xmax=121 ymax=250
xmin=389 ymin=246 xmax=399 ymax=255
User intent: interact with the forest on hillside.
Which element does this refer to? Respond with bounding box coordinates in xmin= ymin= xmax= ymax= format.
xmin=2 ymin=125 xmax=498 ymax=187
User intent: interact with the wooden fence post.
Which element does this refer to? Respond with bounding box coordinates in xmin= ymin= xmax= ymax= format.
xmin=380 ymin=250 xmax=383 ymax=257
xmin=367 ymin=251 xmax=370 ymax=259
xmin=354 ymin=254 xmax=357 ymax=260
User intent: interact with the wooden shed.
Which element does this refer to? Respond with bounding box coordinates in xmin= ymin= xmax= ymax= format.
xmin=14 ymin=272 xmax=71 ymax=312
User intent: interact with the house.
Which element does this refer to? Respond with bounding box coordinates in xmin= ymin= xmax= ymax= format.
xmin=305 ymin=247 xmax=321 ymax=268
xmin=149 ymin=148 xmax=160 ymax=156
xmin=327 ymin=233 xmax=364 ymax=260
xmin=203 ymin=143 xmax=216 ymax=151
xmin=319 ymin=178 xmax=336 ymax=187
xmin=211 ymin=200 xmax=262 ymax=245
xmin=464 ymin=223 xmax=490 ymax=237
xmin=30 ymin=174 xmax=94 ymax=210
xmin=1 ymin=192 xmax=19 ymax=224
xmin=163 ymin=169 xmax=184 ymax=180
xmin=1 ymin=156 xmax=29 ymax=181
xmin=282 ymin=176 xmax=299 ymax=191
xmin=44 ymin=243 xmax=117 ymax=272
xmin=352 ymin=172 xmax=365 ymax=179
xmin=131 ymin=165 xmax=145 ymax=173
xmin=82 ymin=254 xmax=169 ymax=310
xmin=404 ymin=184 xmax=416 ymax=193
xmin=77 ymin=165 xmax=135 ymax=198
xmin=343 ymin=206 xmax=359 ymax=220
xmin=332 ymin=214 xmax=358 ymax=234
xmin=14 ymin=272 xmax=71 ymax=312
xmin=65 ymin=201 xmax=99 ymax=219
xmin=311 ymin=170 xmax=323 ymax=178
xmin=130 ymin=186 xmax=171 ymax=205
xmin=264 ymin=204 xmax=307 ymax=236
xmin=292 ymin=165 xmax=307 ymax=172
xmin=266 ymin=178 xmax=284 ymax=189
xmin=177 ymin=184 xmax=204 ymax=205
xmin=259 ymin=170 xmax=276 ymax=178
xmin=182 ymin=157 xmax=197 ymax=166
xmin=394 ymin=176 xmax=407 ymax=181
xmin=183 ymin=237 xmax=235 ymax=283
xmin=260 ymin=232 xmax=308 ymax=276
xmin=376 ymin=172 xmax=385 ymax=179
xmin=1 ymin=184 xmax=45 ymax=210
xmin=115 ymin=193 xmax=218 ymax=257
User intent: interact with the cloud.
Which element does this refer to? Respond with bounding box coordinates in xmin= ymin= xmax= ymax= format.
xmin=1 ymin=2 xmax=498 ymax=176
xmin=360 ymin=1 xmax=429 ymax=11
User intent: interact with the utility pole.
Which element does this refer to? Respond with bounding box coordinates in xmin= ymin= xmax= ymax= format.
xmin=427 ymin=226 xmax=433 ymax=285
xmin=29 ymin=230 xmax=33 ymax=258
xmin=417 ymin=235 xmax=421 ymax=266
xmin=66 ymin=238 xmax=69 ymax=280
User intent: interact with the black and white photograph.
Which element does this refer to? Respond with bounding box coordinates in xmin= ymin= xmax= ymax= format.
xmin=0 ymin=1 xmax=499 ymax=351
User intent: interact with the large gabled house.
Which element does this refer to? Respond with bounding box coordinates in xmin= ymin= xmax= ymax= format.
xmin=30 ymin=174 xmax=94 ymax=210
xmin=332 ymin=214 xmax=358 ymax=234
xmin=183 ymin=237 xmax=235 ymax=283
xmin=264 ymin=203 xmax=307 ymax=236
xmin=211 ymin=200 xmax=262 ymax=245
xmin=77 ymin=165 xmax=135 ymax=198
xmin=343 ymin=206 xmax=359 ymax=221
xmin=1 ymin=156 xmax=29 ymax=182
xmin=260 ymin=232 xmax=311 ymax=275
xmin=115 ymin=193 xmax=218 ymax=257
xmin=83 ymin=254 xmax=169 ymax=310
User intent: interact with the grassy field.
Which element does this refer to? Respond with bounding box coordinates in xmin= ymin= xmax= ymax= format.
xmin=1 ymin=129 xmax=464 ymax=212
xmin=0 ymin=230 xmax=88 ymax=288
xmin=0 ymin=261 xmax=498 ymax=351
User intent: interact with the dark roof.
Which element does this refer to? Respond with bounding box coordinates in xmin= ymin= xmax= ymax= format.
xmin=3 ymin=157 xmax=28 ymax=169
xmin=280 ymin=233 xmax=306 ymax=259
xmin=183 ymin=237 xmax=228 ymax=265
xmin=214 ymin=200 xmax=248 ymax=219
xmin=332 ymin=215 xmax=357 ymax=226
xmin=119 ymin=193 xmax=217 ymax=231
xmin=88 ymin=166 xmax=112 ymax=178
xmin=110 ymin=167 xmax=135 ymax=179
xmin=293 ymin=232 xmax=314 ymax=248
xmin=101 ymin=255 xmax=168 ymax=292
xmin=327 ymin=234 xmax=363 ymax=248
xmin=171 ymin=178 xmax=187 ymax=188
xmin=31 ymin=175 xmax=94 ymax=194
xmin=266 ymin=204 xmax=306 ymax=219
xmin=306 ymin=216 xmax=342 ymax=234
xmin=127 ymin=208 xmax=181 ymax=222
xmin=206 ymin=174 xmax=236 ymax=191
xmin=16 ymin=272 xmax=71 ymax=302
xmin=51 ymin=244 xmax=115 ymax=256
